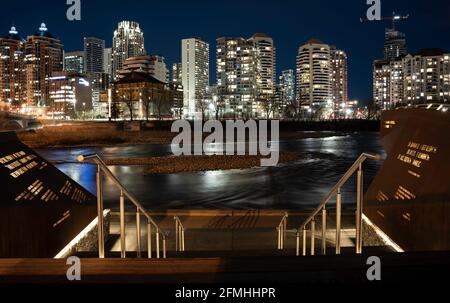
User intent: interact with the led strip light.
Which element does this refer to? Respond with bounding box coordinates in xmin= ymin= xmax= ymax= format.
xmin=54 ymin=209 xmax=111 ymax=259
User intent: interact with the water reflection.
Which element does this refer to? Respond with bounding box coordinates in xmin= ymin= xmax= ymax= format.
xmin=37 ymin=132 xmax=385 ymax=210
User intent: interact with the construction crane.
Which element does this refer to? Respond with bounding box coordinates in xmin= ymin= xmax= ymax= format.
xmin=360 ymin=12 xmax=409 ymax=31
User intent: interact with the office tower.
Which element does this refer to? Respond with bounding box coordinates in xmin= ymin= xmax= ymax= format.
xmin=296 ymin=38 xmax=332 ymax=111
xmin=25 ymin=23 xmax=64 ymax=107
xmin=84 ymin=37 xmax=104 ymax=73
xmin=248 ymin=33 xmax=276 ymax=97
xmin=0 ymin=26 xmax=26 ymax=105
xmin=384 ymin=29 xmax=407 ymax=61
xmin=181 ymin=38 xmax=209 ymax=118
xmin=330 ymin=46 xmax=348 ymax=111
xmin=64 ymin=51 xmax=84 ymax=74
xmin=216 ymin=37 xmax=258 ymax=118
xmin=277 ymin=70 xmax=295 ymax=115
xmin=112 ymin=21 xmax=145 ymax=79
xmin=118 ymin=55 xmax=168 ymax=83
xmin=103 ymin=48 xmax=112 ymax=76
xmin=172 ymin=63 xmax=182 ymax=84
xmin=49 ymin=71 xmax=92 ymax=119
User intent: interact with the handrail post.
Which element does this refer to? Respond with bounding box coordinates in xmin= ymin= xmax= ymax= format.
xmin=96 ymin=164 xmax=105 ymax=259
xmin=163 ymin=237 xmax=167 ymax=259
xmin=336 ymin=187 xmax=342 ymax=255
xmin=156 ymin=229 xmax=160 ymax=259
xmin=136 ymin=207 xmax=141 ymax=258
xmin=296 ymin=232 xmax=300 ymax=256
xmin=322 ymin=206 xmax=327 ymax=255
xmin=175 ymin=219 xmax=179 ymax=252
xmin=147 ymin=221 xmax=152 ymax=259
xmin=302 ymin=227 xmax=307 ymax=256
xmin=283 ymin=214 xmax=287 ymax=249
xmin=310 ymin=219 xmax=315 ymax=256
xmin=356 ymin=162 xmax=364 ymax=254
xmin=120 ymin=190 xmax=126 ymax=258
xmin=181 ymin=228 xmax=185 ymax=252
xmin=277 ymin=227 xmax=281 ymax=250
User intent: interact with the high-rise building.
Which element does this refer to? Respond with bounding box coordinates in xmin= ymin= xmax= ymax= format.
xmin=64 ymin=51 xmax=84 ymax=74
xmin=172 ymin=63 xmax=182 ymax=84
xmin=0 ymin=26 xmax=26 ymax=105
xmin=118 ymin=55 xmax=168 ymax=83
xmin=373 ymin=49 xmax=450 ymax=109
xmin=373 ymin=59 xmax=391 ymax=110
xmin=296 ymin=38 xmax=332 ymax=112
xmin=277 ymin=69 xmax=295 ymax=115
xmin=384 ymin=29 xmax=407 ymax=61
xmin=24 ymin=23 xmax=64 ymax=107
xmin=216 ymin=37 xmax=258 ymax=118
xmin=84 ymin=37 xmax=104 ymax=73
xmin=181 ymin=38 xmax=209 ymax=118
xmin=112 ymin=21 xmax=145 ymax=80
xmin=103 ymin=48 xmax=112 ymax=76
xmin=248 ymin=33 xmax=276 ymax=98
xmin=330 ymin=46 xmax=348 ymax=108
xmin=49 ymin=71 xmax=92 ymax=119
xmin=403 ymin=49 xmax=450 ymax=104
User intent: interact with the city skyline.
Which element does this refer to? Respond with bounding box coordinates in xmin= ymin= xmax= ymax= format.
xmin=1 ymin=0 xmax=449 ymax=104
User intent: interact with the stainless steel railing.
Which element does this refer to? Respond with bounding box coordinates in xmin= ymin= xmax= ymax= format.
xmin=295 ymin=153 xmax=381 ymax=257
xmin=174 ymin=216 xmax=186 ymax=252
xmin=77 ymin=154 xmax=167 ymax=259
xmin=277 ymin=212 xmax=289 ymax=250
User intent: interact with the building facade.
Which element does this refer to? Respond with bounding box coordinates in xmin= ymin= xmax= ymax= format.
xmin=373 ymin=49 xmax=450 ymax=109
xmin=112 ymin=71 xmax=171 ymax=120
xmin=181 ymin=38 xmax=209 ymax=118
xmin=118 ymin=55 xmax=168 ymax=83
xmin=384 ymin=29 xmax=407 ymax=61
xmin=296 ymin=38 xmax=333 ymax=116
xmin=103 ymin=48 xmax=112 ymax=77
xmin=0 ymin=26 xmax=26 ymax=106
xmin=216 ymin=37 xmax=258 ymax=118
xmin=84 ymin=37 xmax=104 ymax=74
xmin=24 ymin=23 xmax=64 ymax=107
xmin=172 ymin=63 xmax=182 ymax=84
xmin=112 ymin=21 xmax=145 ymax=80
xmin=330 ymin=46 xmax=348 ymax=108
xmin=277 ymin=69 xmax=295 ymax=116
xmin=248 ymin=33 xmax=276 ymax=99
xmin=64 ymin=51 xmax=84 ymax=74
xmin=49 ymin=71 xmax=92 ymax=119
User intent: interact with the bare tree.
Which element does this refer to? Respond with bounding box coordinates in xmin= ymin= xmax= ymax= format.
xmin=119 ymin=87 xmax=137 ymax=121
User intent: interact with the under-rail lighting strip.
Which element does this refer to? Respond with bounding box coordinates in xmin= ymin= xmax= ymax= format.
xmin=54 ymin=209 xmax=111 ymax=259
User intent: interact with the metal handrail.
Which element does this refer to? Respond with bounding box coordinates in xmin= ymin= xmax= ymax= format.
xmin=77 ymin=154 xmax=166 ymax=259
xmin=295 ymin=153 xmax=381 ymax=257
xmin=277 ymin=212 xmax=288 ymax=250
xmin=174 ymin=216 xmax=185 ymax=252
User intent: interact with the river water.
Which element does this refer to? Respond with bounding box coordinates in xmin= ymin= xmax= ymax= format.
xmin=36 ymin=132 xmax=385 ymax=210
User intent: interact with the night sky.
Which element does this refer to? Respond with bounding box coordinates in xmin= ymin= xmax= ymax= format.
xmin=1 ymin=0 xmax=450 ymax=104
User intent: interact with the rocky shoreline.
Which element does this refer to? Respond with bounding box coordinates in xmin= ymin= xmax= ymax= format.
xmin=103 ymin=152 xmax=302 ymax=174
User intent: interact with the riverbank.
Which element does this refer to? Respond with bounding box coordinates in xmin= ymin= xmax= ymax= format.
xmin=17 ymin=122 xmax=347 ymax=149
xmin=103 ymin=152 xmax=302 ymax=174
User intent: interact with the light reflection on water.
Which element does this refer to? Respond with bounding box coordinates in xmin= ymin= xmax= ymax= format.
xmin=36 ymin=132 xmax=385 ymax=210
